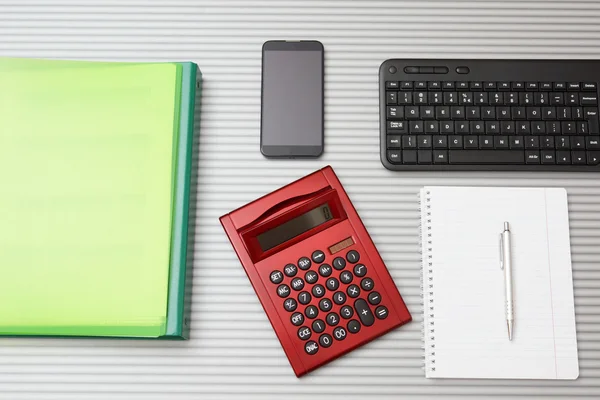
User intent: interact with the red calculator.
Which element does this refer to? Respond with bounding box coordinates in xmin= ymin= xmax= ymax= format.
xmin=220 ymin=166 xmax=411 ymax=377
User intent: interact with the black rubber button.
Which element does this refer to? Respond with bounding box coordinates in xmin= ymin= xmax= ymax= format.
xmin=298 ymin=326 xmax=311 ymax=340
xmin=305 ymin=340 xmax=319 ymax=355
xmin=347 ymin=284 xmax=360 ymax=298
xmin=311 ymin=250 xmax=325 ymax=264
xmin=353 ymin=264 xmax=367 ymax=277
xmin=305 ymin=270 xmax=318 ymax=284
xmin=354 ymin=298 xmax=375 ymax=327
xmin=298 ymin=257 xmax=311 ymax=270
xmin=368 ymin=291 xmax=382 ymax=305
xmin=340 ymin=305 xmax=354 ymax=319
xmin=340 ymin=271 xmax=353 ymax=284
xmin=346 ymin=250 xmax=360 ymax=263
xmin=361 ymin=277 xmax=375 ymax=292
xmin=312 ymin=319 xmax=326 ymax=333
xmin=277 ymin=284 xmax=290 ymax=298
xmin=326 ymin=312 xmax=340 ymax=326
xmin=404 ymin=66 xmax=419 ymax=74
xmin=284 ymin=298 xmax=297 ymax=312
xmin=291 ymin=312 xmax=304 ymax=326
xmin=333 ymin=326 xmax=347 ymax=341
xmin=326 ymin=277 xmax=339 ymax=291
xmin=333 ymin=291 xmax=346 ymax=305
xmin=270 ymin=270 xmax=283 ymax=284
xmin=456 ymin=66 xmax=470 ymax=74
xmin=284 ymin=263 xmax=297 ymax=277
xmin=319 ymin=334 xmax=333 ymax=348
xmin=290 ymin=277 xmax=304 ymax=291
xmin=312 ymin=284 xmax=326 ymax=298
xmin=298 ymin=291 xmax=311 ymax=305
xmin=319 ymin=298 xmax=333 ymax=312
xmin=375 ymin=306 xmax=389 ymax=320
xmin=319 ymin=264 xmax=332 ymax=277
xmin=305 ymin=305 xmax=319 ymax=319
xmin=332 ymin=257 xmax=346 ymax=270
xmin=388 ymin=66 xmax=397 ymax=74
xmin=347 ymin=319 xmax=361 ymax=334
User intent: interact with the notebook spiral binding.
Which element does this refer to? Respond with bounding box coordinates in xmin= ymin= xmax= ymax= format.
xmin=420 ymin=190 xmax=435 ymax=374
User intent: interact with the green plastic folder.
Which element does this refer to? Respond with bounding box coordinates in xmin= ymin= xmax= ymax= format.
xmin=0 ymin=59 xmax=199 ymax=338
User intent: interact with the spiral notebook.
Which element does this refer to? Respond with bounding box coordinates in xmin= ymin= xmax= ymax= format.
xmin=420 ymin=187 xmax=579 ymax=379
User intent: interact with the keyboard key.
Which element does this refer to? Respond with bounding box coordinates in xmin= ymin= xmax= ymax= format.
xmin=386 ymin=81 xmax=399 ymax=89
xmin=291 ymin=277 xmax=304 ymax=291
xmin=484 ymin=81 xmax=497 ymax=91
xmin=451 ymin=106 xmax=465 ymax=120
xmin=428 ymin=81 xmax=441 ymax=90
xmin=501 ymin=121 xmax=515 ymax=134
xmin=556 ymin=136 xmax=570 ymax=149
xmin=525 ymin=151 xmax=540 ymax=164
xmin=332 ymin=257 xmax=346 ymax=270
xmin=546 ymin=121 xmax=561 ymax=134
xmin=402 ymin=135 xmax=417 ymax=149
xmin=485 ymin=121 xmax=500 ymax=134
xmin=449 ymin=135 xmax=463 ymax=149
xmin=433 ymin=150 xmax=448 ymax=164
xmin=525 ymin=136 xmax=539 ymax=149
xmin=398 ymin=91 xmax=412 ymax=104
xmin=572 ymin=151 xmax=586 ymax=165
xmin=456 ymin=82 xmax=469 ymax=90
xmin=304 ymin=340 xmax=319 ymax=355
xmin=459 ymin=92 xmax=473 ymax=105
xmin=510 ymin=136 xmax=524 ymax=149
xmin=410 ymin=121 xmax=424 ymax=133
xmin=442 ymin=81 xmax=455 ymax=90
xmin=582 ymin=82 xmax=597 ymax=91
xmin=400 ymin=81 xmax=413 ymax=90
xmin=470 ymin=121 xmax=485 ymax=134
xmin=520 ymin=92 xmax=533 ymax=105
xmin=418 ymin=150 xmax=433 ymax=164
xmin=562 ymin=121 xmax=576 ymax=135
xmin=449 ymin=150 xmax=524 ymax=164
xmin=436 ymin=106 xmax=450 ymax=119
xmin=354 ymin=299 xmax=375 ymax=327
xmin=405 ymin=106 xmax=419 ymax=119
xmin=425 ymin=121 xmax=439 ymax=134
xmin=479 ymin=136 xmax=494 ymax=149
xmin=497 ymin=106 xmax=511 ymax=120
xmin=455 ymin=121 xmax=469 ymax=133
xmin=387 ymin=106 xmax=403 ymax=119
xmin=415 ymin=91 xmax=427 ymax=104
xmin=506 ymin=92 xmax=518 ymax=105
xmin=526 ymin=82 xmax=539 ymax=91
xmin=551 ymin=93 xmax=564 ymax=106
xmin=541 ymin=150 xmax=556 ymax=164
xmin=415 ymin=81 xmax=427 ymax=90
xmin=516 ymin=122 xmax=530 ymax=135
xmin=586 ymin=136 xmax=600 ymax=149
xmin=433 ymin=136 xmax=448 ymax=149
xmin=554 ymin=82 xmax=566 ymax=90
xmin=474 ymin=92 xmax=488 ymax=105
xmin=418 ymin=135 xmax=432 ymax=149
xmin=556 ymin=151 xmax=571 ymax=164
xmin=318 ymin=264 xmax=332 ymax=277
xmin=527 ymin=107 xmax=541 ymax=120
xmin=421 ymin=106 xmax=435 ymax=119
xmin=444 ymin=92 xmax=458 ymax=105
xmin=572 ymin=136 xmax=585 ymax=149
xmin=387 ymin=136 xmax=401 ymax=149
xmin=542 ymin=107 xmax=556 ymax=120
xmin=587 ymin=151 xmax=600 ymax=165
xmin=541 ymin=136 xmax=555 ymax=149
xmin=511 ymin=81 xmax=524 ymax=91
xmin=567 ymin=82 xmax=580 ymax=91
xmin=386 ymin=92 xmax=397 ymax=105
xmin=490 ymin=92 xmax=504 ymax=105
xmin=577 ymin=121 xmax=588 ymax=134
xmin=512 ymin=107 xmax=526 ymax=120
xmin=581 ymin=94 xmax=598 ymax=106
xmin=498 ymin=82 xmax=510 ymax=90
xmin=387 ymin=120 xmax=407 ymax=133
xmin=573 ymin=107 xmax=584 ymax=120
xmin=470 ymin=81 xmax=482 ymax=90
xmin=466 ymin=106 xmax=480 ymax=120
xmin=534 ymin=92 xmax=549 ymax=106
xmin=540 ymin=82 xmax=552 ymax=90
xmin=481 ymin=106 xmax=495 ymax=119
xmin=494 ymin=136 xmax=509 ymax=149
xmin=464 ymin=135 xmax=478 ymax=149
xmin=567 ymin=93 xmax=579 ymax=105
xmin=531 ymin=121 xmax=545 ymax=134
xmin=440 ymin=121 xmax=454 ymax=134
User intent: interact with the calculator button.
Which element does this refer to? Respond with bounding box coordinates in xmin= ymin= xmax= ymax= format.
xmin=290 ymin=278 xmax=304 ymax=291
xmin=346 ymin=250 xmax=360 ymax=263
xmin=339 ymin=271 xmax=353 ymax=284
xmin=297 ymin=326 xmax=312 ymax=340
xmin=368 ymin=291 xmax=382 ymax=305
xmin=311 ymin=250 xmax=325 ymax=264
xmin=326 ymin=312 xmax=340 ymax=326
xmin=291 ymin=312 xmax=304 ymax=326
xmin=326 ymin=277 xmax=340 ymax=291
xmin=340 ymin=305 xmax=354 ymax=319
xmin=298 ymin=257 xmax=312 ymax=270
xmin=347 ymin=284 xmax=360 ymax=298
xmin=305 ymin=305 xmax=319 ymax=319
xmin=347 ymin=319 xmax=361 ymax=334
xmin=353 ymin=264 xmax=367 ymax=277
xmin=284 ymin=298 xmax=297 ymax=312
xmin=354 ymin=298 xmax=375 ymax=327
xmin=305 ymin=271 xmax=318 ymax=284
xmin=318 ymin=264 xmax=332 ymax=277
xmin=332 ymin=257 xmax=346 ymax=270
xmin=319 ymin=298 xmax=333 ymax=312
xmin=333 ymin=327 xmax=347 ymax=341
xmin=375 ymin=306 xmax=389 ymax=320
xmin=305 ymin=341 xmax=319 ymax=355
xmin=284 ymin=264 xmax=297 ymax=277
xmin=333 ymin=291 xmax=346 ymax=305
xmin=360 ymin=277 xmax=375 ymax=292
xmin=298 ymin=291 xmax=311 ymax=305
xmin=319 ymin=334 xmax=333 ymax=348
xmin=277 ymin=284 xmax=290 ymax=298
xmin=312 ymin=319 xmax=326 ymax=333
xmin=270 ymin=270 xmax=283 ymax=284
xmin=312 ymin=284 xmax=326 ymax=298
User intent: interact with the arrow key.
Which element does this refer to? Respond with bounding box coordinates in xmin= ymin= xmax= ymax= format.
xmin=587 ymin=151 xmax=600 ymax=165
xmin=572 ymin=151 xmax=587 ymax=165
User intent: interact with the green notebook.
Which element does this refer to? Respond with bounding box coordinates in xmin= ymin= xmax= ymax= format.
xmin=0 ymin=59 xmax=199 ymax=338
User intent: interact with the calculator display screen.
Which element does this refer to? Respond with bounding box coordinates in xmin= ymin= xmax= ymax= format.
xmin=257 ymin=204 xmax=332 ymax=251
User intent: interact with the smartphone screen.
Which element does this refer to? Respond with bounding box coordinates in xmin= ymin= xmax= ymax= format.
xmin=261 ymin=41 xmax=324 ymax=158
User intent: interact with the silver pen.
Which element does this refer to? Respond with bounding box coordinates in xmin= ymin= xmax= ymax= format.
xmin=500 ymin=222 xmax=515 ymax=341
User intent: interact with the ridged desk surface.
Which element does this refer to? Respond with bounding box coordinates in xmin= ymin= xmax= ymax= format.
xmin=1 ymin=1 xmax=600 ymax=399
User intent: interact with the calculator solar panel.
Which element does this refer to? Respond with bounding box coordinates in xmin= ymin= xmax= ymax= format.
xmin=380 ymin=59 xmax=600 ymax=171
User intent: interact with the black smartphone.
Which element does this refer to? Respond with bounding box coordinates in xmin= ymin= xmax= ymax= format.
xmin=261 ymin=40 xmax=324 ymax=158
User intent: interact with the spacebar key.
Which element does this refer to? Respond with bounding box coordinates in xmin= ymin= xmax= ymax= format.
xmin=449 ymin=150 xmax=524 ymax=164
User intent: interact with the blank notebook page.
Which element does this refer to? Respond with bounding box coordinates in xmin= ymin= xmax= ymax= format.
xmin=420 ymin=187 xmax=578 ymax=379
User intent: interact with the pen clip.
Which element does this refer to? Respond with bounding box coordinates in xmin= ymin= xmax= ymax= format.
xmin=499 ymin=233 xmax=504 ymax=270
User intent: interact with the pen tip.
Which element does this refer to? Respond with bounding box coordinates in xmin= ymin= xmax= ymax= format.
xmin=504 ymin=222 xmax=509 ymax=230
xmin=507 ymin=320 xmax=513 ymax=341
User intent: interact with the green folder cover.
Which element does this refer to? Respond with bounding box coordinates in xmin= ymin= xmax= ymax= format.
xmin=0 ymin=59 xmax=199 ymax=339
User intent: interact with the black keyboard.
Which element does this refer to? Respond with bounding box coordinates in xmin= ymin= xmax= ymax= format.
xmin=380 ymin=59 xmax=600 ymax=171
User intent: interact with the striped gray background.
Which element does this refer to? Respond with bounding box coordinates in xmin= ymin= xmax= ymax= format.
xmin=1 ymin=0 xmax=600 ymax=398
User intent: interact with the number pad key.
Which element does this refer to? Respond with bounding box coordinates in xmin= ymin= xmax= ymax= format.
xmin=326 ymin=312 xmax=340 ymax=326
xmin=312 ymin=319 xmax=326 ymax=333
xmin=340 ymin=305 xmax=354 ymax=319
xmin=284 ymin=264 xmax=298 ymax=277
xmin=305 ymin=271 xmax=318 ymax=284
xmin=319 ymin=334 xmax=333 ymax=348
xmin=353 ymin=264 xmax=367 ymax=277
xmin=305 ymin=341 xmax=319 ymax=355
xmin=312 ymin=284 xmax=326 ymax=298
xmin=298 ymin=326 xmax=312 ymax=341
xmin=284 ymin=298 xmax=298 ymax=312
xmin=333 ymin=327 xmax=347 ymax=341
xmin=319 ymin=298 xmax=333 ymax=312
xmin=340 ymin=271 xmax=353 ymax=284
xmin=319 ymin=264 xmax=333 ymax=277
xmin=326 ymin=277 xmax=340 ymax=291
